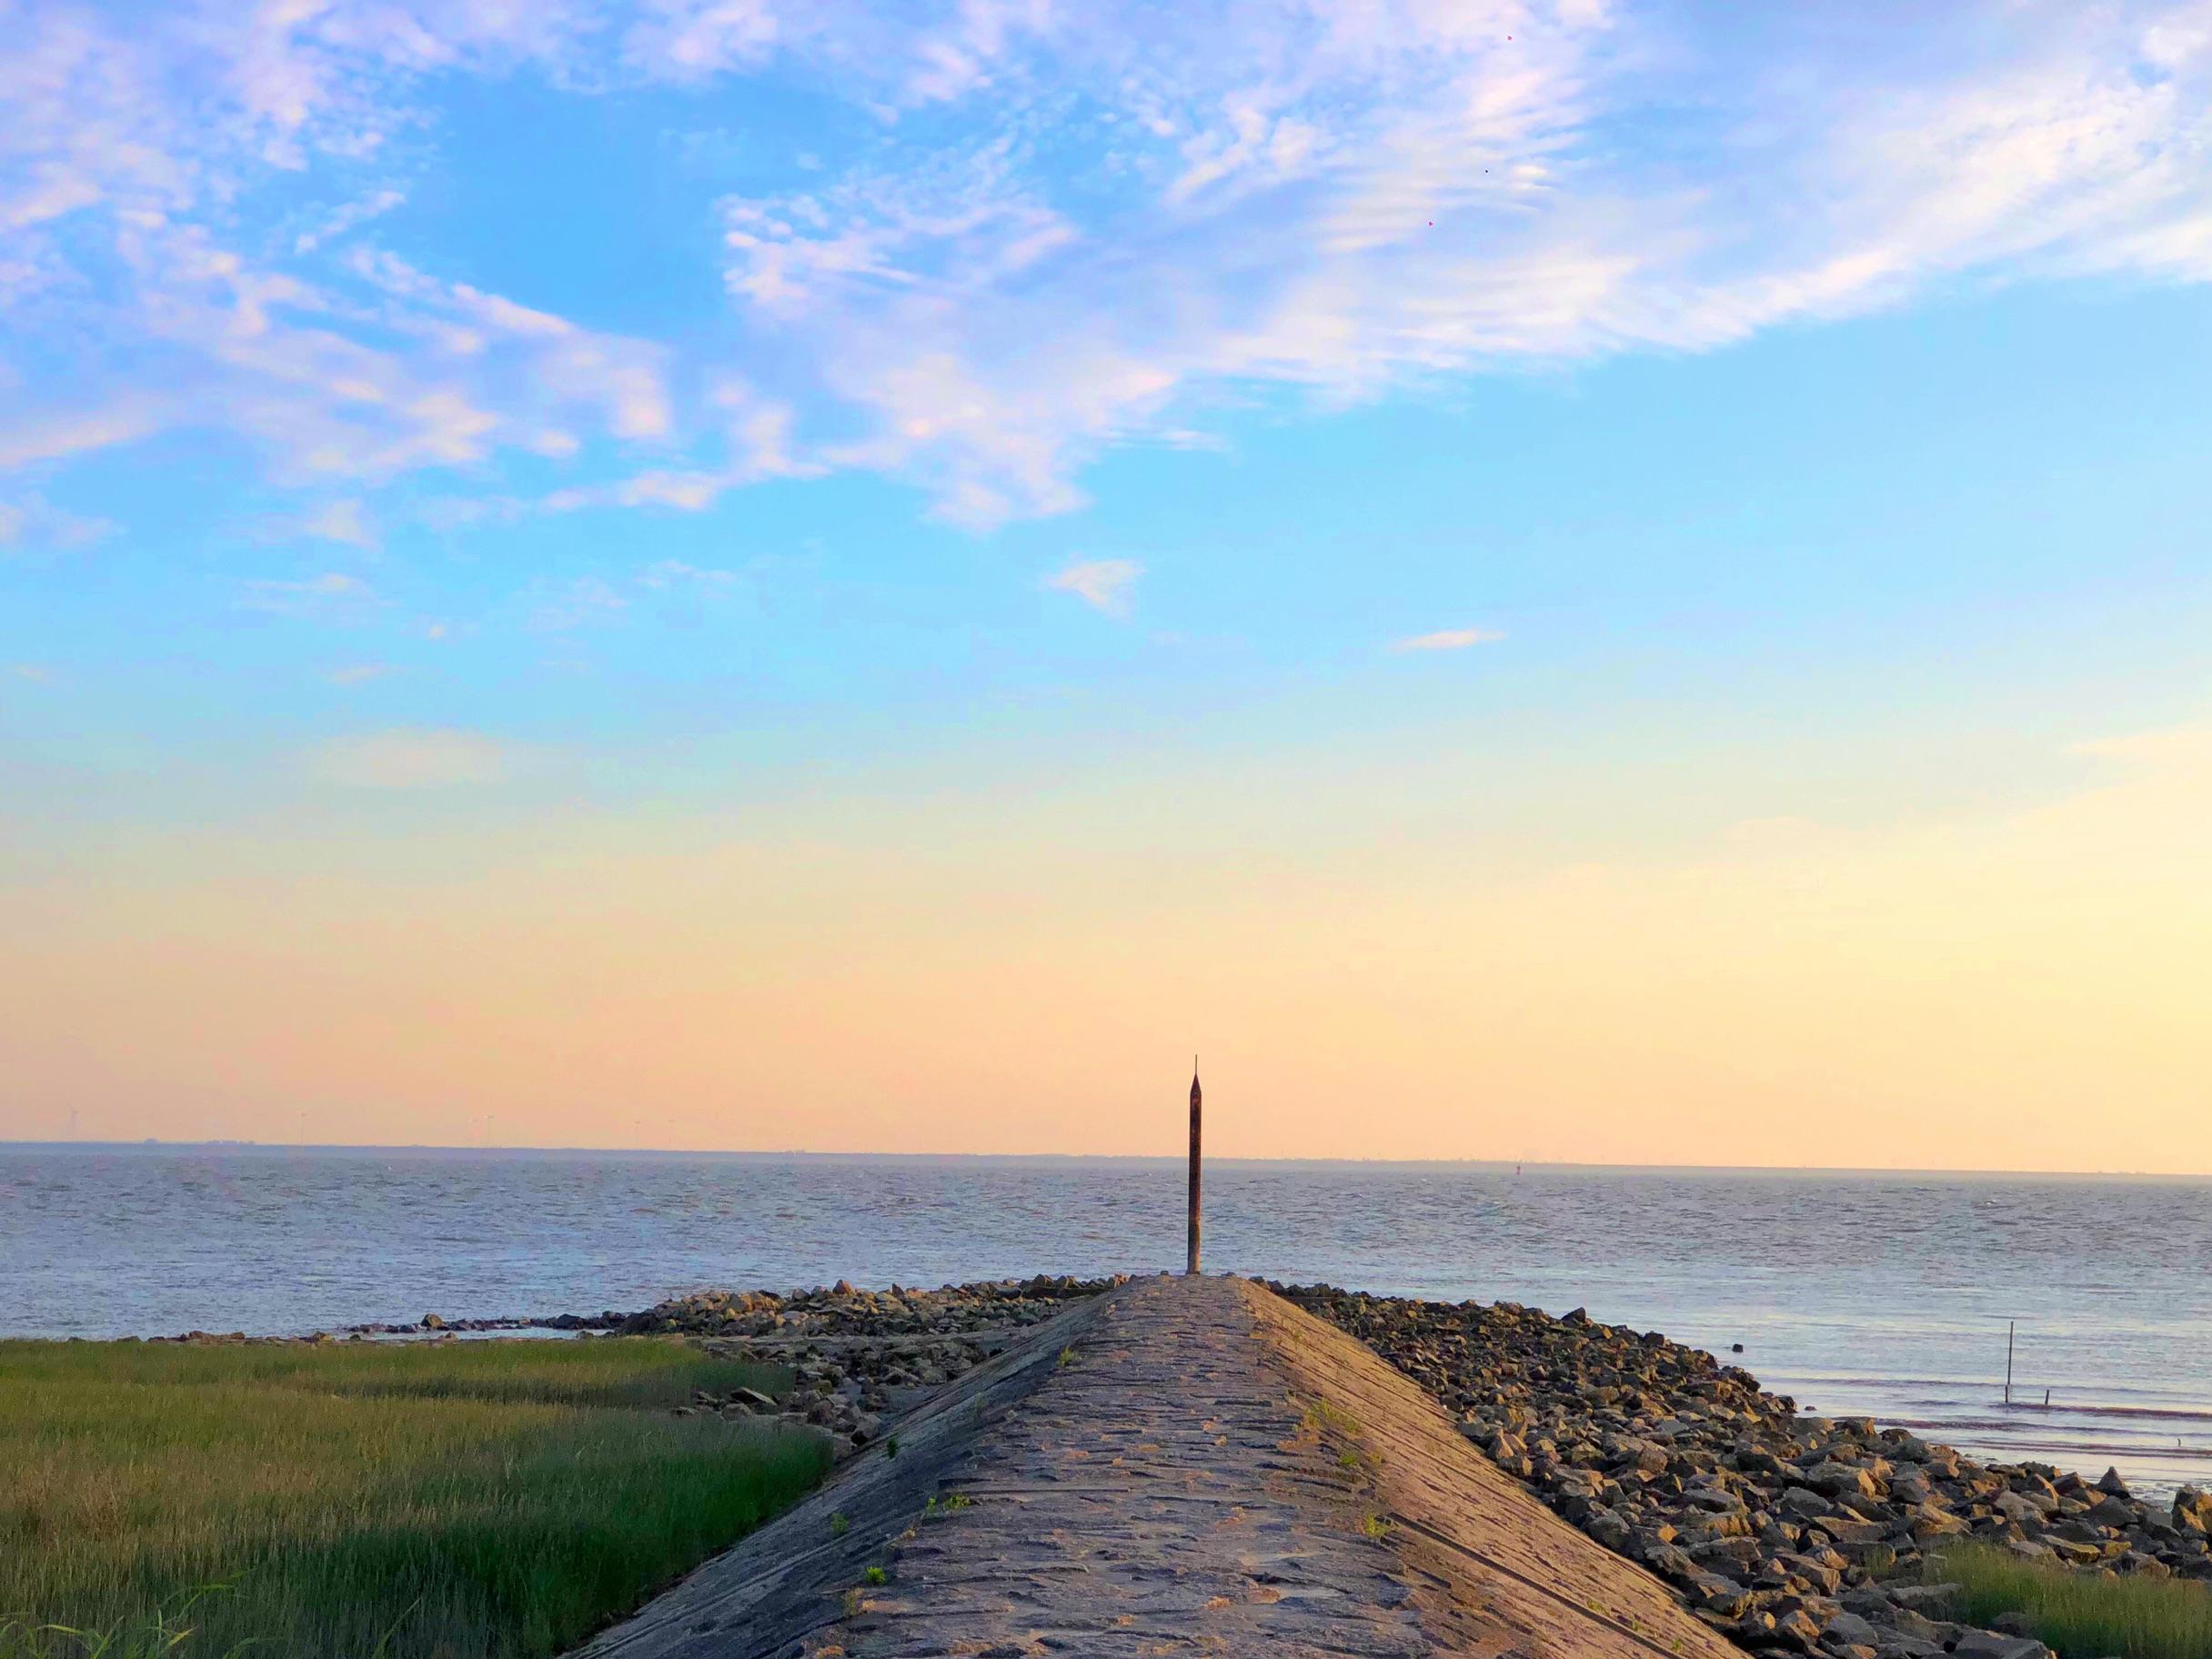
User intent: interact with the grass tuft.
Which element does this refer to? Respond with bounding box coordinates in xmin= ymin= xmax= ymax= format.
xmin=0 ymin=1584 xmax=256 ymax=1659
xmin=1928 ymin=1544 xmax=2212 ymax=1659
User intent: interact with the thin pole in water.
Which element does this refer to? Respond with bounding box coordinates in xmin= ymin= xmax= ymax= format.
xmin=1186 ymin=1059 xmax=1202 ymax=1277
xmin=2006 ymin=1321 xmax=2015 ymax=1405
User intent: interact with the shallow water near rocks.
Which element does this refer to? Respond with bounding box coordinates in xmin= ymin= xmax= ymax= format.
xmin=4 ymin=1146 xmax=2207 ymax=1494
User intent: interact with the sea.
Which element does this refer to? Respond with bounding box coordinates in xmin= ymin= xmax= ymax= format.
xmin=4 ymin=1146 xmax=2208 ymax=1496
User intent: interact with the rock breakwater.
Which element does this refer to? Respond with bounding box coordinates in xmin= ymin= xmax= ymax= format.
xmin=613 ymin=1274 xmax=1126 ymax=1455
xmin=1277 ymin=1282 xmax=2212 ymax=1659
xmin=611 ymin=1272 xmax=1120 ymax=1340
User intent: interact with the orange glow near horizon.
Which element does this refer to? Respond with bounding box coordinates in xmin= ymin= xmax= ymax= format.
xmin=5 ymin=724 xmax=2208 ymax=1175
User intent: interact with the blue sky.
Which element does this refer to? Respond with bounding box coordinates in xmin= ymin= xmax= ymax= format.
xmin=3 ymin=1 xmax=2210 ymax=1163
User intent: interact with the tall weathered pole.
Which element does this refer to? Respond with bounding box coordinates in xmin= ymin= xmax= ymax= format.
xmin=1186 ymin=1059 xmax=1202 ymax=1276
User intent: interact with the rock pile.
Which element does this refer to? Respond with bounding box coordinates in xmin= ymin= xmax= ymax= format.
xmin=1275 ymin=1282 xmax=2212 ymax=1659
xmin=346 ymin=1273 xmax=1121 ymax=1342
xmin=612 ymin=1273 xmax=1120 ymax=1339
xmin=339 ymin=1314 xmax=610 ymax=1335
xmin=638 ymin=1275 xmax=1122 ymax=1457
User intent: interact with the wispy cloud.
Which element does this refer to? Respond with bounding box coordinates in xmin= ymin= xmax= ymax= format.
xmin=292 ymin=187 xmax=406 ymax=256
xmin=2 ymin=0 xmax=2209 ymax=534
xmin=536 ymin=388 xmax=818 ymax=516
xmin=237 ymin=571 xmax=379 ymax=618
xmin=637 ymin=559 xmax=739 ymax=593
xmin=326 ymin=662 xmax=397 ymax=687
xmin=0 ymin=494 xmax=116 ymax=552
xmin=527 ymin=576 xmax=630 ymax=632
xmin=5 ymin=662 xmax=55 ymax=684
xmin=307 ymin=728 xmax=512 ymax=789
xmin=297 ymin=499 xmax=377 ymax=549
xmin=1045 ymin=558 xmax=1143 ymax=617
xmin=1392 ymin=627 xmax=1504 ymax=653
xmin=0 ymin=406 xmax=160 ymax=473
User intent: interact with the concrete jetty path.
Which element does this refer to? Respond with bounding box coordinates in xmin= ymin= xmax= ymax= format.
xmin=578 ymin=1275 xmax=1744 ymax=1659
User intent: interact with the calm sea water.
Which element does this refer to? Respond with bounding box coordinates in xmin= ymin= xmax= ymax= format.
xmin=5 ymin=1147 xmax=2209 ymax=1494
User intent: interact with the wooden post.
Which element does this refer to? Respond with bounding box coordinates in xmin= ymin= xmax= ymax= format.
xmin=2006 ymin=1321 xmax=2015 ymax=1405
xmin=1186 ymin=1061 xmax=1202 ymax=1276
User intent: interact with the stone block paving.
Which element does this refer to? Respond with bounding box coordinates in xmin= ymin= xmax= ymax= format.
xmin=578 ymin=1274 xmax=1744 ymax=1659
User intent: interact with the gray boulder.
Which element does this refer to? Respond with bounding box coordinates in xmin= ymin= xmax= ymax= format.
xmin=1823 ymin=1610 xmax=1882 ymax=1648
xmin=1951 ymin=1632 xmax=2050 ymax=1659
xmin=1806 ymin=1461 xmax=1881 ymax=1500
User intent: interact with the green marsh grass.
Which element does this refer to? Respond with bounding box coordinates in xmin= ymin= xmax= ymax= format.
xmin=1929 ymin=1543 xmax=2212 ymax=1659
xmin=0 ymin=1337 xmax=831 ymax=1659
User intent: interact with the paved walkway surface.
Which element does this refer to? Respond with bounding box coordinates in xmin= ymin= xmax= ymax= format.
xmin=578 ymin=1275 xmax=1743 ymax=1659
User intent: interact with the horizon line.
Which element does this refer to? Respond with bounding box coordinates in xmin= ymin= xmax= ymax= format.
xmin=3 ymin=1140 xmax=2206 ymax=1182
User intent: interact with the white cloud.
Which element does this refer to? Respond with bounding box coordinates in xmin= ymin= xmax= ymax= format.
xmin=623 ymin=0 xmax=780 ymax=81
xmin=518 ymin=561 xmax=745 ymax=628
xmin=617 ymin=471 xmax=721 ymax=508
xmin=418 ymin=495 xmax=527 ymax=531
xmin=1392 ymin=627 xmax=1504 ymax=653
xmin=5 ymin=662 xmax=54 ymax=684
xmin=237 ymin=571 xmax=379 ymax=617
xmin=546 ymin=471 xmax=727 ymax=514
xmin=698 ymin=1 xmax=2212 ymax=523
xmin=527 ymin=575 xmax=630 ymax=631
xmin=293 ymin=187 xmax=406 ymax=255
xmin=0 ymin=493 xmax=114 ymax=551
xmin=2 ymin=0 xmax=2210 ymax=532
xmin=0 ymin=65 xmax=677 ymax=488
xmin=537 ymin=387 xmax=817 ymax=515
xmin=307 ymin=728 xmax=512 ymax=788
xmin=622 ymin=0 xmax=1051 ymax=99
xmin=1045 ymin=557 xmax=1142 ymax=616
xmin=326 ymin=661 xmax=397 ymax=686
xmin=298 ymin=498 xmax=377 ymax=548
xmin=0 ymin=405 xmax=159 ymax=472
xmin=637 ymin=558 xmax=739 ymax=592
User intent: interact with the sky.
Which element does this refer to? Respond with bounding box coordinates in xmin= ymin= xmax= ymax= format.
xmin=2 ymin=0 xmax=2209 ymax=1169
